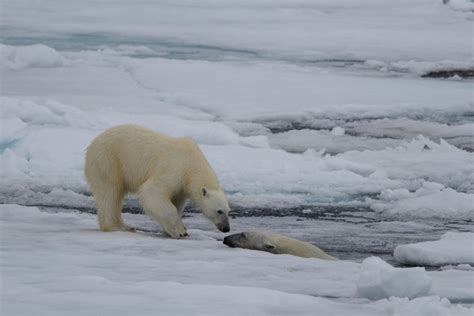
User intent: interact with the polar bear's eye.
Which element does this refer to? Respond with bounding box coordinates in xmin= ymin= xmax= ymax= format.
xmin=217 ymin=210 xmax=223 ymax=215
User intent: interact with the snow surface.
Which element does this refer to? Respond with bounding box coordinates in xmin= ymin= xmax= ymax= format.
xmin=1 ymin=205 xmax=473 ymax=316
xmin=394 ymin=232 xmax=474 ymax=266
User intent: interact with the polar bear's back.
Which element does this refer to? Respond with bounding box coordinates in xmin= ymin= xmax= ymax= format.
xmin=85 ymin=125 xmax=199 ymax=194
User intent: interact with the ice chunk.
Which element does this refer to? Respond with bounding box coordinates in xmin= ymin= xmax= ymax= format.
xmin=446 ymin=0 xmax=474 ymax=12
xmin=269 ymin=129 xmax=400 ymax=154
xmin=346 ymin=118 xmax=474 ymax=151
xmin=382 ymin=296 xmax=472 ymax=316
xmin=1 ymin=97 xmax=94 ymax=128
xmin=356 ymin=256 xmax=431 ymax=300
xmin=440 ymin=264 xmax=474 ymax=271
xmin=370 ymin=182 xmax=474 ymax=220
xmin=429 ymin=269 xmax=474 ymax=303
xmin=394 ymin=232 xmax=474 ymax=266
xmin=0 ymin=117 xmax=27 ymax=144
xmin=238 ymin=135 xmax=269 ymax=148
xmin=331 ymin=126 xmax=345 ymax=136
xmin=1 ymin=44 xmax=65 ymax=70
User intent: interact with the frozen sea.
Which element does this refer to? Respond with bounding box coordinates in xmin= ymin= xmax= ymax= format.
xmin=1 ymin=0 xmax=474 ymax=315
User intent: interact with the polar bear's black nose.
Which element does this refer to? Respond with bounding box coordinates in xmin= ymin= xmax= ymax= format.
xmin=222 ymin=224 xmax=230 ymax=233
xmin=217 ymin=221 xmax=230 ymax=233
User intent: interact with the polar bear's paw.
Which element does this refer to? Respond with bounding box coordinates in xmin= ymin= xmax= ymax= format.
xmin=163 ymin=225 xmax=188 ymax=239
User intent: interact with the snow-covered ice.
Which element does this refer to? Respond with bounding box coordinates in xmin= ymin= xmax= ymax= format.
xmin=1 ymin=205 xmax=473 ymax=315
xmin=2 ymin=0 xmax=473 ymax=69
xmin=394 ymin=232 xmax=474 ymax=266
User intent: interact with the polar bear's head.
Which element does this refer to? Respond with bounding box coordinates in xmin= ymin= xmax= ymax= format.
xmin=198 ymin=187 xmax=230 ymax=232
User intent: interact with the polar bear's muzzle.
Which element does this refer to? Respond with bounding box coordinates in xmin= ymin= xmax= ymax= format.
xmin=217 ymin=221 xmax=230 ymax=233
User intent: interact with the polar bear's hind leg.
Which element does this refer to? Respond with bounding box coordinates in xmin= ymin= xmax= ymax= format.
xmin=91 ymin=183 xmax=127 ymax=231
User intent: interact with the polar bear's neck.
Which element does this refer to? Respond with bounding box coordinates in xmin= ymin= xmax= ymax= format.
xmin=184 ymin=147 xmax=220 ymax=203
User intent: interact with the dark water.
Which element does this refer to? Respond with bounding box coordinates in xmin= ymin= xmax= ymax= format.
xmin=184 ymin=206 xmax=472 ymax=267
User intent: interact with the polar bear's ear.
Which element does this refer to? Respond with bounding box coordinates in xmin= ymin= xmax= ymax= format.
xmin=264 ymin=240 xmax=275 ymax=250
xmin=201 ymin=187 xmax=208 ymax=197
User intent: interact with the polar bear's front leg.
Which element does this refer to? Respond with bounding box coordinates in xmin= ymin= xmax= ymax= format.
xmin=138 ymin=182 xmax=188 ymax=239
xmin=171 ymin=194 xmax=188 ymax=218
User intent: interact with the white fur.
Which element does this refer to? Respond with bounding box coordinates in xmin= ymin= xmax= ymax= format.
xmin=224 ymin=231 xmax=338 ymax=260
xmin=85 ymin=125 xmax=230 ymax=238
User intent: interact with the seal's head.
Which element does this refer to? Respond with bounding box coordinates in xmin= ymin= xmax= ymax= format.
xmin=223 ymin=231 xmax=276 ymax=253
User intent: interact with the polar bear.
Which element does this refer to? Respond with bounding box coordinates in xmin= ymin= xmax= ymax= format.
xmin=84 ymin=125 xmax=230 ymax=238
xmin=223 ymin=231 xmax=337 ymax=260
